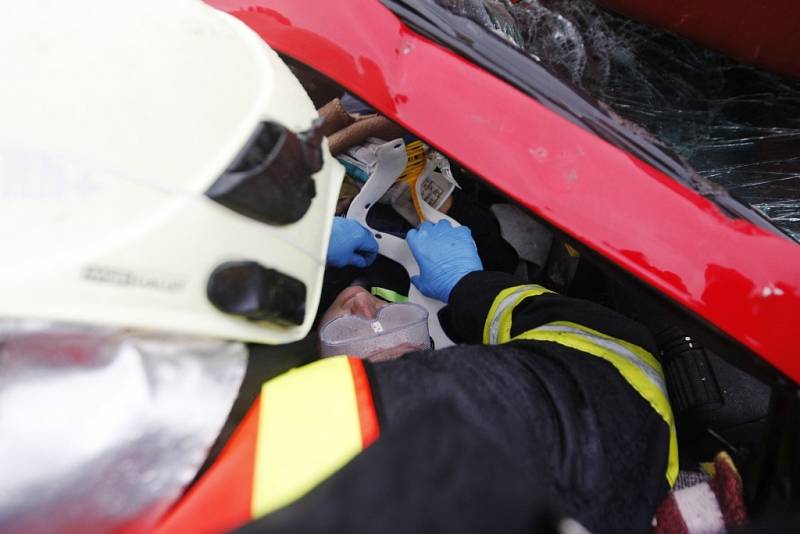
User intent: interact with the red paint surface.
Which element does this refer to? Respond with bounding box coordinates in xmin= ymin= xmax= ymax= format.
xmin=155 ymin=397 xmax=260 ymax=534
xmin=596 ymin=0 xmax=800 ymax=78
xmin=348 ymin=357 xmax=381 ymax=448
xmin=207 ymin=0 xmax=800 ymax=383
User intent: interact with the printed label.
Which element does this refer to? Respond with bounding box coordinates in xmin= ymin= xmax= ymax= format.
xmin=83 ymin=265 xmax=185 ymax=293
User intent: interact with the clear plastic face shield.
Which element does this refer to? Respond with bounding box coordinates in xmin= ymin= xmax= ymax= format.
xmin=318 ymin=287 xmax=431 ymax=361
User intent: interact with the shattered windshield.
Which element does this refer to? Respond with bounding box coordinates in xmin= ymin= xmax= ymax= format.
xmin=438 ymin=0 xmax=800 ymax=241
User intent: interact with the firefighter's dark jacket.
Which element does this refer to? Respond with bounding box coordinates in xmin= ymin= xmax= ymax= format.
xmin=242 ymin=271 xmax=675 ymax=534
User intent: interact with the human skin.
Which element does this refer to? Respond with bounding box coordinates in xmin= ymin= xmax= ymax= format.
xmin=319 ymin=286 xmax=387 ymax=326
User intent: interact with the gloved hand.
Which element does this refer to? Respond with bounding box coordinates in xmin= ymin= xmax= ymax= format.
xmin=327 ymin=216 xmax=379 ymax=268
xmin=406 ymin=219 xmax=483 ymax=302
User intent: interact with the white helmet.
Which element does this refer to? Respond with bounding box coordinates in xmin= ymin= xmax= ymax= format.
xmin=0 ymin=0 xmax=344 ymax=344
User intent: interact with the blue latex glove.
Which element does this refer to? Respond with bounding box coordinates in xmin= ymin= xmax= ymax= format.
xmin=327 ymin=216 xmax=379 ymax=268
xmin=406 ymin=219 xmax=483 ymax=302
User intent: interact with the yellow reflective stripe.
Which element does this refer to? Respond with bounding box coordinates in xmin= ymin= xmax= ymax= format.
xmin=483 ymin=284 xmax=553 ymax=345
xmin=251 ymin=357 xmax=363 ymax=518
xmin=513 ymin=323 xmax=678 ymax=487
xmin=545 ymin=321 xmax=663 ymax=376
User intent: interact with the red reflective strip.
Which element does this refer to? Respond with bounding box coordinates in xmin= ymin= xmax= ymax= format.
xmin=155 ymin=396 xmax=261 ymax=534
xmin=348 ymin=357 xmax=380 ymax=448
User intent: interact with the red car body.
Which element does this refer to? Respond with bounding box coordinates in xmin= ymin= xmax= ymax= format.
xmin=207 ymin=0 xmax=799 ymax=383
xmin=157 ymin=2 xmax=800 ymax=532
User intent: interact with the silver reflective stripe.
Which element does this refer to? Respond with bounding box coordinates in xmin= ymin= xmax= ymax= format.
xmin=487 ymin=285 xmax=544 ymax=344
xmin=533 ymin=324 xmax=667 ymax=393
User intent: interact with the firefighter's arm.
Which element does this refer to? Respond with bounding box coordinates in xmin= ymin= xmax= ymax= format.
xmin=408 ymin=221 xmax=678 ymax=486
xmin=446 ymin=270 xmax=657 ymax=351
xmin=446 ymin=270 xmax=679 ymax=487
xmin=407 ymin=219 xmax=654 ymax=351
xmin=407 ymin=220 xmax=655 ymax=352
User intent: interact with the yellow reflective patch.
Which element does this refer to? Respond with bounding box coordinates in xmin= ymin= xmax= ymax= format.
xmin=513 ymin=326 xmax=679 ymax=487
xmin=483 ymin=285 xmax=552 ymax=344
xmin=251 ymin=357 xmax=363 ymax=518
xmin=496 ymin=288 xmax=552 ymax=344
xmin=547 ymin=321 xmax=663 ymax=374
